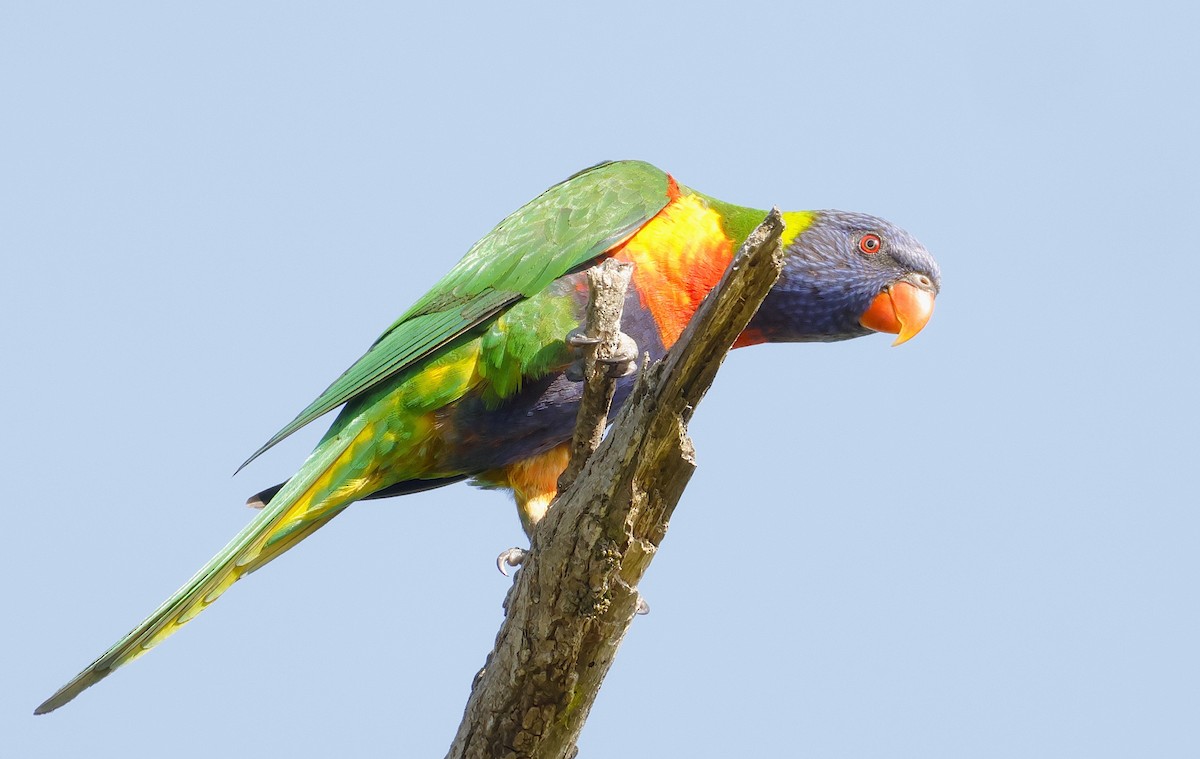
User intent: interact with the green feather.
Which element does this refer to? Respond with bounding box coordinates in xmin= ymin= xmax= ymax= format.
xmin=34 ymin=416 xmax=368 ymax=715
xmin=237 ymin=161 xmax=670 ymax=471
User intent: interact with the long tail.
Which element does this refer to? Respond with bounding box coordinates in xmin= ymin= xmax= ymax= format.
xmin=35 ymin=415 xmax=375 ymax=715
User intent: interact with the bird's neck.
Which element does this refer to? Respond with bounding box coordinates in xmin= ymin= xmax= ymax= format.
xmin=612 ymin=187 xmax=822 ymax=351
xmin=685 ymin=189 xmax=816 ymax=249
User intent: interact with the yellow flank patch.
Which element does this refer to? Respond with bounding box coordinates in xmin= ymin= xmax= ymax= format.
xmin=614 ymin=194 xmax=735 ymax=348
xmin=403 ymin=348 xmax=481 ymax=410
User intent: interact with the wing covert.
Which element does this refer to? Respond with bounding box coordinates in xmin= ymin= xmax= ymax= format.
xmin=238 ymin=160 xmax=670 ymax=471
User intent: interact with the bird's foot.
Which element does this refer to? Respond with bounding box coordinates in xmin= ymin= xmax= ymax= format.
xmin=496 ymin=547 xmax=527 ymax=577
xmin=566 ymin=329 xmax=639 ymax=380
xmin=597 ymin=332 xmax=639 ymax=378
xmin=565 ymin=329 xmax=601 ymax=348
xmin=636 ymin=595 xmax=650 ymax=615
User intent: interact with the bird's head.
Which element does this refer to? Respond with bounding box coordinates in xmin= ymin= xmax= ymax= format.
xmin=746 ymin=210 xmax=941 ymax=345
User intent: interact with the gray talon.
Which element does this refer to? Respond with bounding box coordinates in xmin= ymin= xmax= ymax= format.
xmin=566 ymin=331 xmax=639 ymax=380
xmin=636 ymin=596 xmax=650 ymax=615
xmin=603 ymin=359 xmax=637 ymax=379
xmin=566 ymin=329 xmax=601 ymax=347
xmin=597 ymin=333 xmax=639 ymax=377
xmin=496 ymin=547 xmax=527 ymax=577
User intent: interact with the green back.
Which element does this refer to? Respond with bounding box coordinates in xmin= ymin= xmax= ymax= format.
xmin=238 ymin=160 xmax=671 ymax=470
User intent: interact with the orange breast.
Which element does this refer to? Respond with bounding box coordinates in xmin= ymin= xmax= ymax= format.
xmin=613 ymin=192 xmax=735 ymax=348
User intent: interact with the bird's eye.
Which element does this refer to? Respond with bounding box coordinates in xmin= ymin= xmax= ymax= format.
xmin=859 ymin=233 xmax=882 ymax=255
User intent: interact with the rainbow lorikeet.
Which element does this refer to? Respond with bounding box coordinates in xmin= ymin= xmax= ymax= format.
xmin=36 ymin=160 xmax=940 ymax=714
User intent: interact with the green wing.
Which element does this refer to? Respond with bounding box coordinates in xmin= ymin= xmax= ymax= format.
xmin=238 ymin=160 xmax=670 ymax=471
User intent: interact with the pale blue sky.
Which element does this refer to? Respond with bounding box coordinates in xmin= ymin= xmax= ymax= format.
xmin=4 ymin=2 xmax=1197 ymax=756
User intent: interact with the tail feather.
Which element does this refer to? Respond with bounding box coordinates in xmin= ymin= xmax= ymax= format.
xmin=34 ymin=417 xmax=371 ymax=715
xmin=246 ymin=473 xmax=468 ymax=510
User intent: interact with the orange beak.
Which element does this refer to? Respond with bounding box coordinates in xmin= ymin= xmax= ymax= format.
xmin=859 ymin=281 xmax=936 ymax=346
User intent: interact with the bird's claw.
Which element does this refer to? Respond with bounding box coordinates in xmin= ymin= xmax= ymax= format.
xmin=566 ymin=331 xmax=639 ymax=381
xmin=496 ymin=547 xmax=527 ymax=577
xmin=636 ymin=595 xmax=650 ymax=615
xmin=596 ymin=333 xmax=639 ymax=378
xmin=566 ymin=329 xmax=602 ymax=348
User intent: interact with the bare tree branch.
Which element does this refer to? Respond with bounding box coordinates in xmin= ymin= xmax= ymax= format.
xmin=447 ymin=209 xmax=787 ymax=759
xmin=557 ymin=258 xmax=634 ymax=494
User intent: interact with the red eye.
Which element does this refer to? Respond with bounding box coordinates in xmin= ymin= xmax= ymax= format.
xmin=859 ymin=233 xmax=882 ymax=255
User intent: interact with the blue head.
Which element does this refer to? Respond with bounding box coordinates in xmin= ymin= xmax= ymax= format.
xmin=747 ymin=210 xmax=941 ymax=345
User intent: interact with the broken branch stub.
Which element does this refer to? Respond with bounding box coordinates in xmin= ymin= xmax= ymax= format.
xmin=557 ymin=258 xmax=634 ymax=494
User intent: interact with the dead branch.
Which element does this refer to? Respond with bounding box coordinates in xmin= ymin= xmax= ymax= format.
xmin=447 ymin=209 xmax=787 ymax=759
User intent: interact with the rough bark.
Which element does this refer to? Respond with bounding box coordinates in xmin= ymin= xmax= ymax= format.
xmin=447 ymin=209 xmax=787 ymax=759
xmin=557 ymin=258 xmax=634 ymax=493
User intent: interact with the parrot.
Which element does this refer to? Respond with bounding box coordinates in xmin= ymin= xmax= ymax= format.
xmin=36 ymin=160 xmax=940 ymax=714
